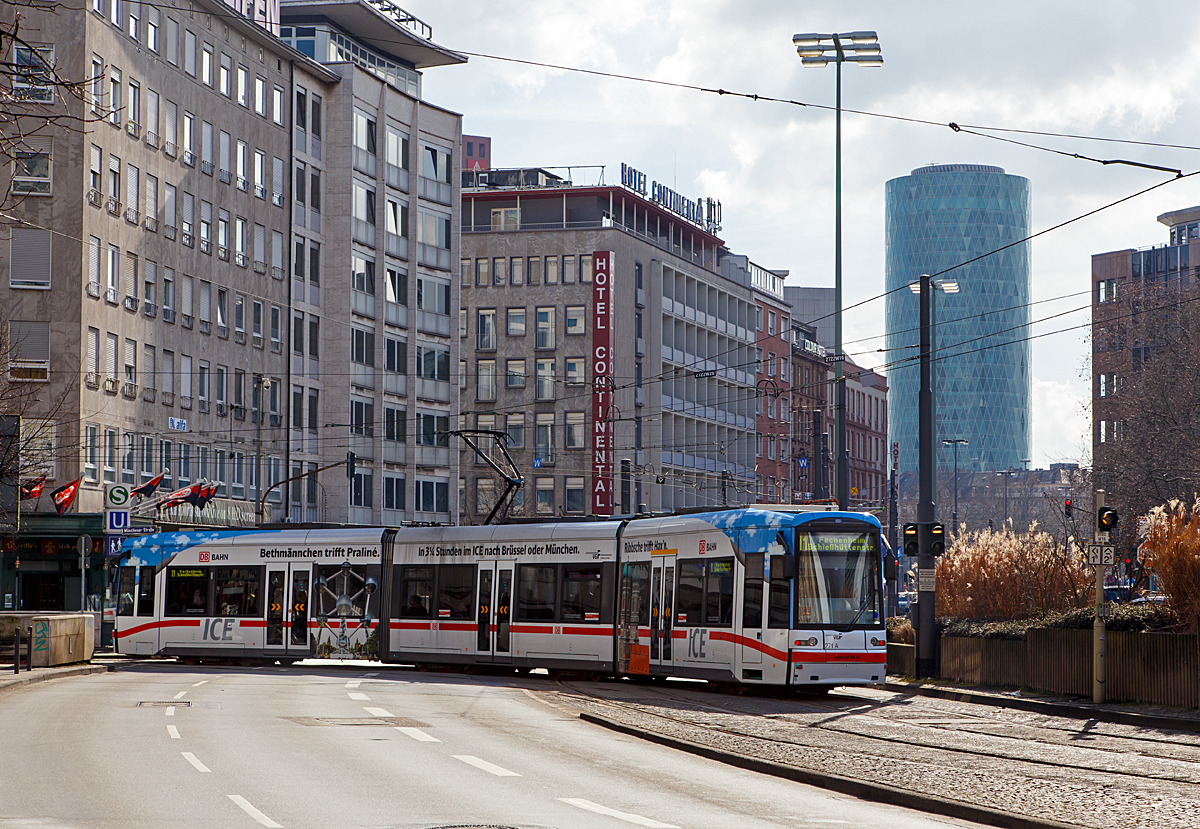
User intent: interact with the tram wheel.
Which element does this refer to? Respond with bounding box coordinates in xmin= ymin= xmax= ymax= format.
xmin=180 ymin=657 xmax=199 ymax=666
xmin=461 ymin=664 xmax=476 ymax=675
xmin=238 ymin=657 xmax=257 ymax=667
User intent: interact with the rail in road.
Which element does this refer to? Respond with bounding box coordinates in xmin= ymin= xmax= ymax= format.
xmin=545 ymin=677 xmax=1200 ymax=829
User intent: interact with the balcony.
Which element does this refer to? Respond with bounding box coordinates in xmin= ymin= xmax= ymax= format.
xmin=349 ymin=432 xmax=374 ymax=459
xmin=163 ymin=224 xmax=176 ymax=241
xmin=201 ymin=160 xmax=214 ymax=176
xmin=144 ymin=131 xmax=160 ymax=149
xmin=413 ymin=444 xmax=449 ymax=468
xmin=385 ymin=233 xmax=408 ymax=260
xmin=142 ymin=387 xmax=156 ymax=403
xmin=383 ymin=372 xmax=406 ymax=397
xmin=350 ymin=362 xmax=375 ymax=389
xmin=123 ymin=295 xmax=138 ymax=312
xmin=143 ymin=301 xmax=157 ymax=318
xmin=253 ymin=260 xmax=267 ymax=274
xmin=123 ymin=207 xmax=139 ymax=224
xmin=386 ymin=165 xmax=409 ymax=192
xmin=353 ymin=148 xmax=376 ymax=177
xmin=161 ymin=391 xmax=174 ymax=406
xmin=86 ymin=282 xmax=101 ymax=298
xmin=416 ymin=377 xmax=450 ymax=402
xmin=199 ymin=319 xmax=211 ymax=334
xmin=235 ymin=252 xmax=247 ymax=267
xmin=415 ymin=309 xmax=451 ymax=337
xmin=143 ymin=216 xmax=158 ymax=232
xmin=181 ymin=150 xmax=195 ymax=166
xmin=352 ymin=218 xmax=376 ymax=247
xmin=163 ymin=141 xmax=177 ymax=158
xmin=418 ymin=176 xmax=451 ymax=205
xmin=385 ymin=301 xmax=407 ymax=329
xmin=417 ymin=243 xmax=450 ymax=271
xmin=181 ymin=314 xmax=193 ymax=329
xmin=271 ymin=191 xmax=284 ymax=207
xmin=103 ymin=377 xmax=119 ymax=393
xmin=219 ymin=169 xmax=232 ymax=184
xmin=105 ymin=196 xmax=120 ymax=215
xmin=179 ymin=395 xmax=192 ymax=410
xmin=121 ymin=382 xmax=138 ymax=399
xmin=351 ymin=290 xmax=375 ymax=319
xmin=254 ymin=184 xmax=266 ymax=200
xmin=87 ymin=189 xmax=103 ymax=207
xmin=383 ymin=441 xmax=406 ymax=465
xmin=162 ymin=308 xmax=176 ymax=323
xmin=85 ymin=372 xmax=101 ymax=389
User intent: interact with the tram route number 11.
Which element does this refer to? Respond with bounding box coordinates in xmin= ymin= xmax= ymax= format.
xmin=202 ymin=618 xmax=237 ymax=641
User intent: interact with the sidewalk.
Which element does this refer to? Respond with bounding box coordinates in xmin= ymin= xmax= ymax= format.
xmin=884 ymin=676 xmax=1200 ymax=733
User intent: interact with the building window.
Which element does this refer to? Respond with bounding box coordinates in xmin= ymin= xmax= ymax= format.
xmin=351 ymin=327 xmax=374 ymax=367
xmin=536 ymin=307 xmax=555 ymax=349
xmin=351 ymin=471 xmax=373 ymax=508
xmin=507 ymin=307 xmax=526 ymax=337
xmin=384 ymin=406 xmax=406 ymax=443
xmin=417 ymin=413 xmax=450 ymax=447
xmin=536 ymin=359 xmax=555 ymax=401
xmin=384 ymin=475 xmax=405 ymax=511
xmin=535 ymin=477 xmax=554 ymax=515
xmin=565 ymin=412 xmax=585 ymax=449
xmin=476 ymin=359 xmax=496 ymax=401
xmin=565 ymin=357 xmax=585 ymax=385
xmin=416 ymin=345 xmax=449 ymax=382
xmin=350 ymin=397 xmax=374 ymax=436
xmin=415 ymin=478 xmax=449 ymax=514
xmin=565 ymin=477 xmax=585 ymax=514
xmin=565 ymin=305 xmax=586 ymax=336
xmin=476 ymin=309 xmax=496 ymax=350
xmin=12 ymin=140 xmax=51 ymax=195
xmin=536 ymin=413 xmax=555 ymax=461
xmin=506 ymin=359 xmax=526 ymax=388
xmin=506 ymin=414 xmax=524 ymax=448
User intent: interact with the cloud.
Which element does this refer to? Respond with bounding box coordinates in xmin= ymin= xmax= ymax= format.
xmin=1032 ymin=378 xmax=1091 ymax=467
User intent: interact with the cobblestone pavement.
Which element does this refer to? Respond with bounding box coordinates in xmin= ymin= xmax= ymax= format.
xmin=539 ymin=679 xmax=1200 ymax=829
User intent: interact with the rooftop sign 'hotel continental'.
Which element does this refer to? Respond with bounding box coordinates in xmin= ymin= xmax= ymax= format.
xmin=591 ymin=251 xmax=615 ymax=514
xmin=621 ymin=163 xmax=723 ymax=234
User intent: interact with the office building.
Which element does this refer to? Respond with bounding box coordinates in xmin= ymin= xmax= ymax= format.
xmin=279 ymin=0 xmax=465 ymax=524
xmin=458 ymin=165 xmax=756 ymax=518
xmin=884 ymin=163 xmax=1031 ymax=474
xmin=462 ymin=135 xmax=491 ymax=172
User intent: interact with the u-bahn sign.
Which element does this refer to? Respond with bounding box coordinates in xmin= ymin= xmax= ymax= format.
xmin=591 ymin=251 xmax=615 ymax=515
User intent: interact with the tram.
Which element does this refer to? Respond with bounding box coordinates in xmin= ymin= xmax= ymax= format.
xmin=114 ymin=506 xmax=887 ymax=690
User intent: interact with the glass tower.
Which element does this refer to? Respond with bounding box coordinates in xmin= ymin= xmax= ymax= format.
xmin=884 ymin=164 xmax=1031 ymax=475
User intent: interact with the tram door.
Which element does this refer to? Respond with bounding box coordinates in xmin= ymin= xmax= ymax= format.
xmin=265 ymin=564 xmax=312 ymax=658
xmin=475 ymin=562 xmax=512 ymax=663
xmin=650 ymin=553 xmax=675 ymax=670
xmin=739 ymin=553 xmax=765 ymax=666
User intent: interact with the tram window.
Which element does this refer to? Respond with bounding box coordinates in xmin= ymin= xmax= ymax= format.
xmin=676 ymin=561 xmax=704 ymax=626
xmin=117 ymin=566 xmax=136 ymax=617
xmin=621 ymin=561 xmax=651 ymax=627
xmin=137 ymin=566 xmax=156 ymax=616
xmin=516 ymin=564 xmax=557 ymax=621
xmin=398 ymin=565 xmax=433 ymax=618
xmin=742 ymin=553 xmax=763 ymax=629
xmin=706 ymin=559 xmax=734 ymax=627
xmin=436 ymin=564 xmax=475 ymax=620
xmin=165 ymin=567 xmax=210 ymax=616
xmin=213 ymin=567 xmax=263 ymax=616
xmin=768 ymin=573 xmax=790 ymax=629
xmin=562 ymin=565 xmax=602 ymax=622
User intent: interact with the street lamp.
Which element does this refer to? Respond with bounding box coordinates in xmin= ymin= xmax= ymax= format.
xmin=997 ymin=467 xmax=1017 ymax=529
xmin=253 ymin=374 xmax=273 ymax=523
xmin=942 ymin=438 xmax=968 ymax=538
xmin=794 ymin=30 xmax=883 ymax=510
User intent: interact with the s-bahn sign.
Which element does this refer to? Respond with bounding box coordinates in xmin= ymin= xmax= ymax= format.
xmin=592 ymin=251 xmax=615 ymax=515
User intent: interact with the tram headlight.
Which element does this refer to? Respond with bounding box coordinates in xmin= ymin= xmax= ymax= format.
xmin=870 ymin=637 xmax=884 ymax=647
xmin=794 ymin=636 xmax=819 ymax=647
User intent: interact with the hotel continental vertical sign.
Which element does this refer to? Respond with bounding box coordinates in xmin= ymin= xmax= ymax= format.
xmin=591 ymin=251 xmax=615 ymax=514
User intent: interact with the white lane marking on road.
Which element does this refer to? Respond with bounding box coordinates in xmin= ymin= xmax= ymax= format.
xmin=559 ymin=798 xmax=678 ymax=828
xmin=167 ymin=725 xmax=181 ymax=739
xmin=364 ymin=672 xmax=378 ymax=677
xmin=228 ymin=794 xmax=283 ymax=828
xmin=453 ymin=755 xmax=521 ymax=777
xmin=192 ymin=680 xmax=209 ymax=687
xmin=165 ymin=706 xmax=176 ymax=716
xmin=348 ymin=692 xmax=370 ymax=701
xmin=345 ymin=680 xmax=362 ymax=689
xmin=364 ymin=707 xmax=394 ymax=717
xmin=395 ymin=726 xmax=439 ymax=742
xmin=181 ymin=752 xmax=211 ymax=773
xmin=174 ymin=691 xmax=187 ymax=699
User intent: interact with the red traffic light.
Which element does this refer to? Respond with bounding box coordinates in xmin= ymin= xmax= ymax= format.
xmin=1065 ymin=498 xmax=1073 ymax=517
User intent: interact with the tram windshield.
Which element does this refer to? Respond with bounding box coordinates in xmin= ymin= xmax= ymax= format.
xmin=793 ymin=529 xmax=882 ymax=628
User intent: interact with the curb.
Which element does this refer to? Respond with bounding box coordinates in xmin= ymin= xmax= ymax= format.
xmin=0 ymin=665 xmax=112 ymax=696
xmin=883 ymin=681 xmax=1200 ymax=734
xmin=580 ymin=711 xmax=1082 ymax=829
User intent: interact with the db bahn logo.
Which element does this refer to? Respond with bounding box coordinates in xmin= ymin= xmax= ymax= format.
xmin=198 ymin=551 xmax=210 ymax=562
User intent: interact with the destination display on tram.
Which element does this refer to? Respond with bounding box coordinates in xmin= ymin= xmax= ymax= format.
xmin=796 ymin=532 xmax=878 ymax=554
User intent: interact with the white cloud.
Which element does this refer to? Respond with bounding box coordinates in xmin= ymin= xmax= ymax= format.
xmin=1032 ymin=378 xmax=1090 ymax=468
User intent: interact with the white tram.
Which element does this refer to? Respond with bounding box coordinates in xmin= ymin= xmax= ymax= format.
xmin=115 ymin=507 xmax=888 ymax=689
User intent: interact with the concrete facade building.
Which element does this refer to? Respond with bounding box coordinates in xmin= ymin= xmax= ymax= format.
xmin=885 ymin=163 xmax=1032 ymax=475
xmin=280 ymin=0 xmax=465 ymax=524
xmin=457 ymin=169 xmax=757 ymax=519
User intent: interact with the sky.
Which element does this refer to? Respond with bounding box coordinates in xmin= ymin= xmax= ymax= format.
xmin=416 ymin=0 xmax=1200 ymax=469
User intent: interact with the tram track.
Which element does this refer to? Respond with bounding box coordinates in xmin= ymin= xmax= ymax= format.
xmin=551 ymin=678 xmax=1200 ymax=785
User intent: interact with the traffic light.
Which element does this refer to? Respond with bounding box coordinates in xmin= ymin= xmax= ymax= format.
xmin=345 ymin=451 xmax=357 ymax=479
xmin=1064 ymin=498 xmax=1073 ymax=518
xmin=929 ymin=523 xmax=946 ymax=556
xmin=1097 ymin=507 xmax=1119 ymax=533
xmin=903 ymin=523 xmax=919 ymax=557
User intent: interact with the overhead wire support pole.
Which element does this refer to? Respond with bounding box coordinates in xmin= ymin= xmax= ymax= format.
xmin=916 ymin=272 xmax=937 ymax=680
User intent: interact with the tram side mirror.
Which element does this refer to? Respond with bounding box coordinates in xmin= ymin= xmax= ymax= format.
xmin=770 ymin=554 xmax=794 ymax=581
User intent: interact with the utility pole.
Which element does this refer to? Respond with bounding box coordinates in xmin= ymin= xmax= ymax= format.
xmin=1093 ymin=488 xmax=1108 ymax=703
xmin=916 ymin=272 xmax=936 ymax=679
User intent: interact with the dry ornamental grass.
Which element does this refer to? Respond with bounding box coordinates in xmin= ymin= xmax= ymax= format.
xmin=1140 ymin=499 xmax=1200 ymax=633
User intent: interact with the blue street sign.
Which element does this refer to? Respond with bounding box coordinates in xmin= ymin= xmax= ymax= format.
xmin=168 ymin=417 xmax=188 ymax=432
xmin=797 ymin=457 xmax=809 ymax=470
xmin=533 ymin=458 xmax=543 ymax=469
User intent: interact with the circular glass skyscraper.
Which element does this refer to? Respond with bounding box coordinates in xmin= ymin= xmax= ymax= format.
xmin=884 ymin=163 xmax=1031 ymax=474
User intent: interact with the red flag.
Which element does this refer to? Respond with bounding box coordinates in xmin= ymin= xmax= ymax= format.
xmin=132 ymin=469 xmax=167 ymax=497
xmin=50 ymin=478 xmax=82 ymax=515
xmin=19 ymin=476 xmax=46 ymax=500
xmin=158 ymin=482 xmax=200 ymax=512
xmin=193 ymin=481 xmax=219 ymax=510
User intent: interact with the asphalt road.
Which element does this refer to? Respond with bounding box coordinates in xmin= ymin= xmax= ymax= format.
xmin=0 ymin=663 xmax=996 ymax=829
